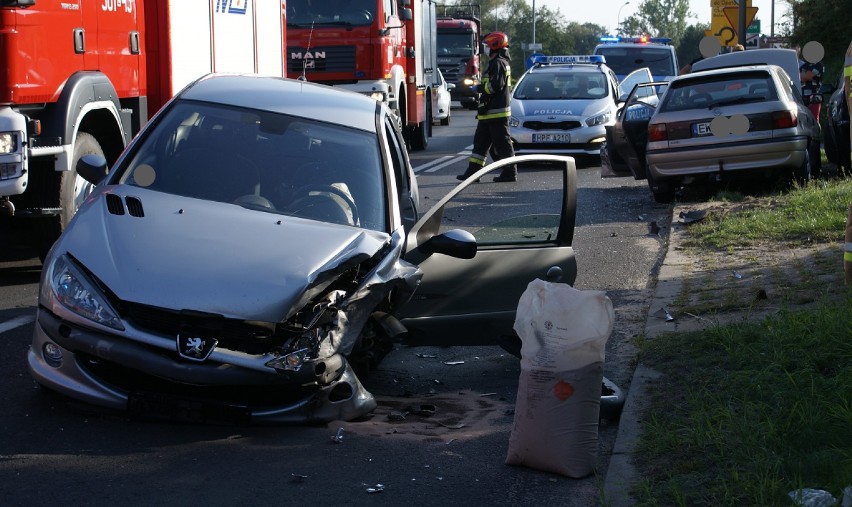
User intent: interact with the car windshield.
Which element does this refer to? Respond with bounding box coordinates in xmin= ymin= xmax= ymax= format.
xmin=595 ymin=47 xmax=675 ymax=76
xmin=287 ymin=0 xmax=375 ymax=27
xmin=659 ymin=71 xmax=778 ymax=113
xmin=119 ymin=100 xmax=387 ymax=231
xmin=514 ymin=71 xmax=609 ymax=100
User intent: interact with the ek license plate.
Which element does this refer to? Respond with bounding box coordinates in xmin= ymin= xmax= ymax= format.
xmin=692 ymin=122 xmax=712 ymax=137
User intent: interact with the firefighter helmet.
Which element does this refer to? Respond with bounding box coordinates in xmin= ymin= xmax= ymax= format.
xmin=483 ymin=32 xmax=509 ymax=51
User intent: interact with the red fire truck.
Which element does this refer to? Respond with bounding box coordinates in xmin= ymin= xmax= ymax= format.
xmin=286 ymin=0 xmax=438 ymax=151
xmin=436 ymin=4 xmax=481 ymax=110
xmin=0 ymin=0 xmax=287 ymax=258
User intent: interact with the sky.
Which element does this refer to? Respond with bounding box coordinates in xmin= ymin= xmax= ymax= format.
xmin=533 ymin=0 xmax=785 ymax=36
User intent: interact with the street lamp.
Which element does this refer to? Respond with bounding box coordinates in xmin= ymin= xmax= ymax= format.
xmin=532 ymin=0 xmax=536 ymax=48
xmin=617 ymin=1 xmax=630 ymax=35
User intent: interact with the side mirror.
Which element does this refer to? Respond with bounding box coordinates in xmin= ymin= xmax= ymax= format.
xmin=399 ymin=7 xmax=412 ymax=21
xmin=420 ymin=229 xmax=476 ymax=259
xmin=77 ymin=154 xmax=109 ymax=185
xmin=447 ymin=83 xmax=456 ymax=90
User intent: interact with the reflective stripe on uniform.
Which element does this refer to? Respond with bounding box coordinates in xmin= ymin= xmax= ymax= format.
xmin=476 ymin=111 xmax=512 ymax=120
xmin=469 ymin=154 xmax=486 ymax=166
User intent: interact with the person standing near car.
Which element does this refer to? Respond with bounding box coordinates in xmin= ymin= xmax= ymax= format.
xmin=457 ymin=31 xmax=517 ymax=183
xmin=798 ymin=45 xmax=825 ymax=119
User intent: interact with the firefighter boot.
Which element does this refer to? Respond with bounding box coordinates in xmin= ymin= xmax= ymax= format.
xmin=493 ymin=166 xmax=517 ymax=183
xmin=456 ymin=166 xmax=481 ymax=182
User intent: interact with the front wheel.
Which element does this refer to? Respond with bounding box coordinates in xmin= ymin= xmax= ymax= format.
xmin=35 ymin=132 xmax=104 ymax=261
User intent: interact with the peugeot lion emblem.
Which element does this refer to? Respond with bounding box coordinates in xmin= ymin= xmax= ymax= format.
xmin=177 ymin=333 xmax=218 ymax=361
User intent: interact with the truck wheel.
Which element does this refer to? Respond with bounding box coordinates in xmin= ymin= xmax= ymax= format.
xmin=36 ymin=132 xmax=103 ymax=262
xmin=409 ymin=100 xmax=431 ymax=151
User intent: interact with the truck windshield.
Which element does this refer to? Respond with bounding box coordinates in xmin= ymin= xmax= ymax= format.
xmin=287 ymin=0 xmax=376 ymax=27
xmin=437 ymin=33 xmax=475 ymax=57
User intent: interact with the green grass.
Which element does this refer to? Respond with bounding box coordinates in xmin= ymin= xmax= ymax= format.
xmin=632 ymin=295 xmax=852 ymax=506
xmin=682 ymin=179 xmax=852 ymax=249
xmin=630 ymin=181 xmax=852 ymax=506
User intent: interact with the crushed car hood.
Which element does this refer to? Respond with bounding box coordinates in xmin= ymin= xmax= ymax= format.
xmin=56 ymin=187 xmax=391 ymax=322
xmin=512 ymin=98 xmax=610 ymax=119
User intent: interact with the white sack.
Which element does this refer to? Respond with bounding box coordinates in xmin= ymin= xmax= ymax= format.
xmin=506 ymin=279 xmax=614 ymax=478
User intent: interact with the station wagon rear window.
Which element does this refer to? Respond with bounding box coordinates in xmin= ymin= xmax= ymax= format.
xmin=659 ymin=71 xmax=778 ymax=113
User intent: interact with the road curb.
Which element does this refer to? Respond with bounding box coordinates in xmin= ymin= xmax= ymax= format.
xmin=602 ymin=208 xmax=689 ymax=506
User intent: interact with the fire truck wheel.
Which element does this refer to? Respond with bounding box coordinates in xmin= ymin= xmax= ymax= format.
xmin=409 ymin=100 xmax=430 ymax=151
xmin=36 ymin=132 xmax=103 ymax=262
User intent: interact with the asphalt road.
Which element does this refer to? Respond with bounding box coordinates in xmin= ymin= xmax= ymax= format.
xmin=0 ymin=106 xmax=669 ymax=506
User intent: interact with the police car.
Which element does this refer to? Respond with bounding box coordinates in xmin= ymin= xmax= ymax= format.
xmin=593 ymin=36 xmax=679 ymax=82
xmin=510 ymin=55 xmax=650 ymax=158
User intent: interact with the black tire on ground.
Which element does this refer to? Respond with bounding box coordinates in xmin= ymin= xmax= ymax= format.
xmin=35 ymin=132 xmax=103 ymax=262
xmin=809 ymin=139 xmax=822 ymax=178
xmin=409 ymin=120 xmax=429 ymax=151
xmin=440 ymin=109 xmax=450 ymax=126
xmin=794 ymin=148 xmax=812 ymax=186
xmin=647 ymin=172 xmax=675 ymax=203
xmin=464 ymin=100 xmax=478 ymax=110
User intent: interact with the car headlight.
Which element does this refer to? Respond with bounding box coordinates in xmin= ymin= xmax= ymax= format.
xmin=0 ymin=132 xmax=18 ymax=154
xmin=463 ymin=77 xmax=476 ymax=86
xmin=510 ymin=116 xmax=520 ymax=127
xmin=44 ymin=255 xmax=124 ymax=331
xmin=585 ymin=111 xmax=612 ymax=127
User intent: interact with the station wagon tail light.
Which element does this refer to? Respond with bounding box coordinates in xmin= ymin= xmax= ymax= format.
xmin=771 ymin=110 xmax=798 ymax=129
xmin=648 ymin=123 xmax=668 ymax=142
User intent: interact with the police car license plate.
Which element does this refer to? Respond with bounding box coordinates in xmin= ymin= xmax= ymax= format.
xmin=532 ymin=133 xmax=570 ymax=143
xmin=692 ymin=122 xmax=712 ymax=137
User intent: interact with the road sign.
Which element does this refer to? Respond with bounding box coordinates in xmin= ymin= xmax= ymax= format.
xmin=748 ymin=19 xmax=760 ymax=33
xmin=723 ymin=6 xmax=758 ymax=35
xmin=526 ymin=52 xmax=544 ymax=70
xmin=709 ymin=0 xmax=753 ymax=47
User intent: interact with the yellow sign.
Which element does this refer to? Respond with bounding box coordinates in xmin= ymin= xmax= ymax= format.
xmin=709 ymin=0 xmax=755 ymax=47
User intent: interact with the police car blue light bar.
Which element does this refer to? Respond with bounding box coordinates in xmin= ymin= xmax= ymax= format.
xmin=598 ymin=36 xmax=672 ymax=44
xmin=533 ymin=55 xmax=606 ymax=65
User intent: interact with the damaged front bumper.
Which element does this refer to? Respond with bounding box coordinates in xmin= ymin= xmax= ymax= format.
xmin=27 ymin=308 xmax=377 ymax=424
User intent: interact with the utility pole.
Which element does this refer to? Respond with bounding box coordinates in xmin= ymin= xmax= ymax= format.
xmin=738 ymin=2 xmax=746 ymax=46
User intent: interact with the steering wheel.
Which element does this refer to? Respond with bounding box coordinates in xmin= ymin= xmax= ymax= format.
xmin=355 ymin=9 xmax=373 ymax=22
xmin=286 ymin=184 xmax=360 ymax=226
xmin=233 ymin=193 xmax=276 ymax=211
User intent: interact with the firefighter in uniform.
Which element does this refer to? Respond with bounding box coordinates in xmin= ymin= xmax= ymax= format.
xmin=457 ymin=31 xmax=517 ymax=183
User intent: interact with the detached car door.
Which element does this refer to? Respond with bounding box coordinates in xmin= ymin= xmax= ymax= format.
xmin=607 ymin=79 xmax=668 ymax=180
xmin=398 ymin=155 xmax=577 ymax=346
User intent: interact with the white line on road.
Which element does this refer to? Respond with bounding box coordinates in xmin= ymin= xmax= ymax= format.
xmin=0 ymin=314 xmax=35 ymax=334
xmin=413 ymin=145 xmax=473 ymax=174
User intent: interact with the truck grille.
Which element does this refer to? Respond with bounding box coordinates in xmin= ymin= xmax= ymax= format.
xmin=288 ymin=46 xmax=356 ymax=75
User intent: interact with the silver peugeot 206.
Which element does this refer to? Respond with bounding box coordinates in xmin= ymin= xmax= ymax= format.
xmin=27 ymin=73 xmax=580 ymax=425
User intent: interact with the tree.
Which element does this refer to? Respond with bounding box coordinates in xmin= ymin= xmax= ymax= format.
xmin=618 ymin=0 xmax=693 ymax=48
xmin=676 ymin=23 xmax=710 ymax=72
xmin=788 ymin=0 xmax=852 ymax=81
